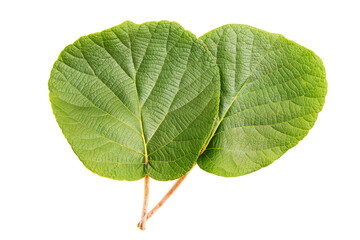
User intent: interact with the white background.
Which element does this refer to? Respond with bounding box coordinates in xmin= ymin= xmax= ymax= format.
xmin=1 ymin=0 xmax=359 ymax=239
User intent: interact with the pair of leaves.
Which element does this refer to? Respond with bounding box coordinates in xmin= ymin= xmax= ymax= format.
xmin=49 ymin=21 xmax=327 ymax=181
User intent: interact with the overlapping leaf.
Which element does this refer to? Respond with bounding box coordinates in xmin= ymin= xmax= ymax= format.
xmin=49 ymin=21 xmax=220 ymax=181
xmin=50 ymin=21 xmax=327 ymax=181
xmin=197 ymin=24 xmax=327 ymax=177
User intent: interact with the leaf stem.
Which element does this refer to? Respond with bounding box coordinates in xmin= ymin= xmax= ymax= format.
xmin=138 ymin=144 xmax=205 ymax=228
xmin=138 ymin=175 xmax=150 ymax=230
xmin=138 ymin=163 xmax=195 ymax=227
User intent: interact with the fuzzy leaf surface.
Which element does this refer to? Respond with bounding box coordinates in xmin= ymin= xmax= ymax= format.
xmin=49 ymin=21 xmax=220 ymax=181
xmin=198 ymin=24 xmax=327 ymax=177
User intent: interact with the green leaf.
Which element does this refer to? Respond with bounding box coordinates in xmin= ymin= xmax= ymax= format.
xmin=197 ymin=24 xmax=327 ymax=177
xmin=49 ymin=21 xmax=220 ymax=181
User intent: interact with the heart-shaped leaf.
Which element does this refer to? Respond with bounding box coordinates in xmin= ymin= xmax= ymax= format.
xmin=197 ymin=24 xmax=327 ymax=177
xmin=49 ymin=21 xmax=220 ymax=181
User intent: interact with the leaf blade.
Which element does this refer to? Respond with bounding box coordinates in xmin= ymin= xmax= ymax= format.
xmin=49 ymin=21 xmax=220 ymax=181
xmin=198 ymin=24 xmax=327 ymax=177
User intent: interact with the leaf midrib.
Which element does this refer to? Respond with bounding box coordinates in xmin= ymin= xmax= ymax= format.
xmin=128 ymin=26 xmax=149 ymax=166
xmin=200 ymin=35 xmax=280 ymax=153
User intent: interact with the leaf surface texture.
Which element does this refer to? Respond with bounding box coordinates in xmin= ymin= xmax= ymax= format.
xmin=198 ymin=24 xmax=327 ymax=177
xmin=49 ymin=21 xmax=220 ymax=181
